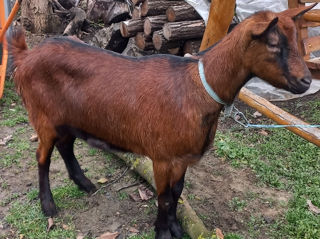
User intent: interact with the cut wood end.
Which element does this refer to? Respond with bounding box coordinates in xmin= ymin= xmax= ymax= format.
xmin=144 ymin=19 xmax=152 ymax=36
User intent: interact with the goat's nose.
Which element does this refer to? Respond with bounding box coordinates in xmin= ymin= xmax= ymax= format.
xmin=300 ymin=76 xmax=312 ymax=87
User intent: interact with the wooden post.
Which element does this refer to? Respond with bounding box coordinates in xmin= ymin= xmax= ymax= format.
xmin=288 ymin=0 xmax=308 ymax=59
xmin=199 ymin=0 xmax=235 ymax=51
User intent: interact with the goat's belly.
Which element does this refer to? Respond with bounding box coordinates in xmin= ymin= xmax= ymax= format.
xmin=55 ymin=125 xmax=133 ymax=153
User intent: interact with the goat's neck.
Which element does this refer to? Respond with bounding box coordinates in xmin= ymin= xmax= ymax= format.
xmin=201 ymin=31 xmax=250 ymax=104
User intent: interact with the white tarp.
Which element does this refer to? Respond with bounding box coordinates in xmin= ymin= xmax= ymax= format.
xmin=187 ymin=0 xmax=320 ymax=101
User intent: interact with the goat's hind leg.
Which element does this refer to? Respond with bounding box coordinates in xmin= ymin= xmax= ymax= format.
xmin=153 ymin=161 xmax=186 ymax=239
xmin=168 ymin=171 xmax=186 ymax=238
xmin=55 ymin=135 xmax=96 ymax=193
xmin=36 ymin=132 xmax=57 ymax=216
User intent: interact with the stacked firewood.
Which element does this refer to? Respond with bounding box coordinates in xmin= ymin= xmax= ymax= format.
xmin=120 ymin=0 xmax=204 ymax=55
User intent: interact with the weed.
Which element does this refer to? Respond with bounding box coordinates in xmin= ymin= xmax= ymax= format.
xmin=229 ymin=197 xmax=247 ymax=212
xmin=118 ymin=191 xmax=129 ymax=200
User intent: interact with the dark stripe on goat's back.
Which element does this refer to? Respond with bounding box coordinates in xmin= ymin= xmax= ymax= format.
xmin=41 ymin=37 xmax=198 ymax=66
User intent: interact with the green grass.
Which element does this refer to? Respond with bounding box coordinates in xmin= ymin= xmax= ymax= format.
xmin=0 ymin=79 xmax=28 ymax=127
xmin=5 ymin=183 xmax=86 ymax=239
xmin=215 ymin=127 xmax=320 ymax=238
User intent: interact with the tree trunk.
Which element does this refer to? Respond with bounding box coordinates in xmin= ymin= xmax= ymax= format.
xmin=163 ymin=20 xmax=205 ymax=41
xmin=21 ymin=0 xmax=63 ymax=33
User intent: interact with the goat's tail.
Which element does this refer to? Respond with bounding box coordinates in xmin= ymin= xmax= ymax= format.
xmin=7 ymin=27 xmax=28 ymax=69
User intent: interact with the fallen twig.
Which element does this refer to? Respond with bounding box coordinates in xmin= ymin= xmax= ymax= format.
xmin=116 ymin=182 xmax=140 ymax=192
xmin=92 ymin=167 xmax=129 ymax=196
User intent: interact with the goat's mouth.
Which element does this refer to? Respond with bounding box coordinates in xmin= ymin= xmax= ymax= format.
xmin=287 ymin=76 xmax=312 ymax=94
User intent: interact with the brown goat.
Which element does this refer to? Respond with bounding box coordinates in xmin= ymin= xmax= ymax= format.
xmin=8 ymin=5 xmax=315 ymax=239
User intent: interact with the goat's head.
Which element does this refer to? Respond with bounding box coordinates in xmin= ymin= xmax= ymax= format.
xmin=243 ymin=4 xmax=316 ymax=94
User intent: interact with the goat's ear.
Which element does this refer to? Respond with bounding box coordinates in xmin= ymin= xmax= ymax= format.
xmin=280 ymin=3 xmax=317 ymax=20
xmin=251 ymin=17 xmax=279 ymax=39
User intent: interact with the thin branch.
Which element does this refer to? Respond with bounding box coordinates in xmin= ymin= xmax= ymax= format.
xmin=92 ymin=167 xmax=129 ymax=196
xmin=116 ymin=182 xmax=140 ymax=192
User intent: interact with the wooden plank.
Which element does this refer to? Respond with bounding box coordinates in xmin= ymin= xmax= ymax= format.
xmin=289 ymin=0 xmax=304 ymax=8
xmin=303 ymin=35 xmax=320 ymax=55
xmin=299 ymin=0 xmax=320 ymax=3
xmin=306 ymin=57 xmax=320 ymax=79
xmin=304 ymin=9 xmax=320 ymax=22
xmin=200 ymin=0 xmax=235 ymax=51
xmin=238 ymin=88 xmax=320 ymax=147
xmin=301 ymin=20 xmax=320 ymax=28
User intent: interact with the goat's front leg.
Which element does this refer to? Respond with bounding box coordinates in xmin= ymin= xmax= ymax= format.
xmin=153 ymin=160 xmax=186 ymax=239
xmin=37 ymin=138 xmax=56 ymax=217
xmin=55 ymin=135 xmax=96 ymax=193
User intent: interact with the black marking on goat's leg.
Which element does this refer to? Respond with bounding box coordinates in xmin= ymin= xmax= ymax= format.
xmin=168 ymin=173 xmax=185 ymax=239
xmin=155 ymin=187 xmax=173 ymax=239
xmin=55 ymin=136 xmax=96 ymax=193
xmin=37 ymin=149 xmax=57 ymax=217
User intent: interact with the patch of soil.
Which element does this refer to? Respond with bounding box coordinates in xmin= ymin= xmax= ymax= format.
xmin=186 ymin=151 xmax=290 ymax=238
xmin=0 ymin=123 xmax=157 ymax=238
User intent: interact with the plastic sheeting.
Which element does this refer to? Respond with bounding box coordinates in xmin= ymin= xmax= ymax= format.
xmin=184 ymin=0 xmax=210 ymax=24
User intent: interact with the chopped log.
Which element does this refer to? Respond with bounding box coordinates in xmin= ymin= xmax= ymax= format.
xmin=183 ymin=39 xmax=201 ymax=55
xmin=57 ymin=0 xmax=76 ymax=9
xmin=122 ymin=37 xmax=155 ymax=57
xmin=132 ymin=6 xmax=142 ymax=19
xmin=152 ymin=30 xmax=181 ymax=52
xmin=141 ymin=0 xmax=183 ymax=16
xmin=166 ymin=4 xmax=201 ymax=22
xmin=163 ymin=20 xmax=205 ymax=41
xmin=132 ymin=0 xmax=145 ymax=5
xmin=168 ymin=47 xmax=181 ymax=55
xmin=63 ymin=7 xmax=86 ymax=36
xmin=120 ymin=19 xmax=145 ymax=38
xmin=88 ymin=0 xmax=129 ymax=25
xmin=135 ymin=32 xmax=154 ymax=50
xmin=144 ymin=15 xmax=167 ymax=36
xmin=89 ymin=23 xmax=128 ymax=53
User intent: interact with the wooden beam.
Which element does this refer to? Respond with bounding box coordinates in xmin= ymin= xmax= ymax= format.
xmin=303 ymin=35 xmax=320 ymax=55
xmin=299 ymin=0 xmax=320 ymax=3
xmin=238 ymin=88 xmax=320 ymax=147
xmin=304 ymin=9 xmax=320 ymax=22
xmin=199 ymin=0 xmax=235 ymax=51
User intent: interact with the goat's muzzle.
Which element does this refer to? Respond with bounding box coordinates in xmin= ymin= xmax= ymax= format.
xmin=288 ymin=74 xmax=312 ymax=94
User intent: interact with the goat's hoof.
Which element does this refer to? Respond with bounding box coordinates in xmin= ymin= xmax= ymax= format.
xmin=155 ymin=229 xmax=172 ymax=239
xmin=77 ymin=179 xmax=97 ymax=193
xmin=41 ymin=200 xmax=58 ymax=217
xmin=169 ymin=221 xmax=183 ymax=238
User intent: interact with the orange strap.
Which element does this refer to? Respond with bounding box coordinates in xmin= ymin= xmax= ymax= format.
xmin=0 ymin=0 xmax=20 ymax=99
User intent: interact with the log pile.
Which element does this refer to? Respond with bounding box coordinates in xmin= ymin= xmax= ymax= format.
xmin=119 ymin=0 xmax=203 ymax=55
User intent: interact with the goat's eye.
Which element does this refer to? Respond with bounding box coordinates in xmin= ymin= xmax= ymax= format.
xmin=268 ymin=43 xmax=279 ymax=48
